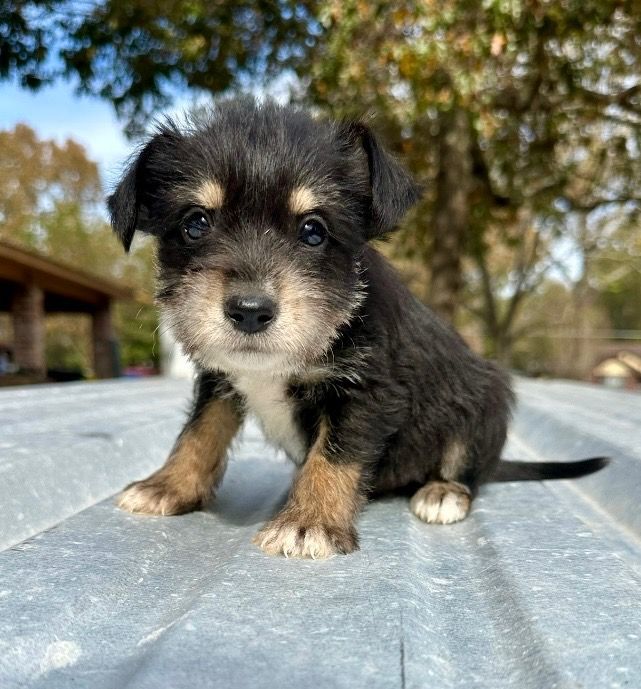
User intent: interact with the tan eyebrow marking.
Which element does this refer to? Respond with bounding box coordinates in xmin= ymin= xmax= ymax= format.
xmin=192 ymin=179 xmax=225 ymax=209
xmin=288 ymin=186 xmax=318 ymax=215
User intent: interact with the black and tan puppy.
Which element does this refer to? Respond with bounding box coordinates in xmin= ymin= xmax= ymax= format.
xmin=109 ymin=99 xmax=527 ymax=558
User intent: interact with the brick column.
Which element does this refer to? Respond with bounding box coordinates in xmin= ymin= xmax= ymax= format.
xmin=92 ymin=301 xmax=119 ymax=379
xmin=11 ymin=284 xmax=46 ymax=375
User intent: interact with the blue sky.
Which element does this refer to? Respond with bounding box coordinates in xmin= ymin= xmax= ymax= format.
xmin=0 ymin=80 xmax=134 ymax=191
xmin=0 ymin=73 xmax=294 ymax=194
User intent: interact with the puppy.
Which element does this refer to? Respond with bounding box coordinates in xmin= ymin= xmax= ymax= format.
xmin=109 ymin=98 xmax=513 ymax=559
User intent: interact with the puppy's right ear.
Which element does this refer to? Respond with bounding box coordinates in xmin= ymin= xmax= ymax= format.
xmin=108 ymin=131 xmax=175 ymax=252
xmin=339 ymin=121 xmax=422 ymax=238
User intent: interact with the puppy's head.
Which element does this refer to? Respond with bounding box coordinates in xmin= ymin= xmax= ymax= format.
xmin=109 ymin=99 xmax=420 ymax=375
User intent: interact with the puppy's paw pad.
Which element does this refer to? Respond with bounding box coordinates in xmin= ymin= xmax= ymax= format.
xmin=253 ymin=520 xmax=358 ymax=559
xmin=117 ymin=479 xmax=200 ymax=516
xmin=410 ymin=481 xmax=471 ymax=524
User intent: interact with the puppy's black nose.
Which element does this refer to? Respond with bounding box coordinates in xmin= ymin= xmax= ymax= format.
xmin=224 ymin=295 xmax=276 ymax=334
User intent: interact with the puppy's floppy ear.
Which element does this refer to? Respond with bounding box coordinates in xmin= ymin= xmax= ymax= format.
xmin=108 ymin=130 xmax=177 ymax=252
xmin=342 ymin=122 xmax=422 ymax=237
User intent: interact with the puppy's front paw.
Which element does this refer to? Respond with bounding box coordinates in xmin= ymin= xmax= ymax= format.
xmin=410 ymin=480 xmax=471 ymax=524
xmin=117 ymin=476 xmax=202 ymax=516
xmin=253 ymin=516 xmax=358 ymax=559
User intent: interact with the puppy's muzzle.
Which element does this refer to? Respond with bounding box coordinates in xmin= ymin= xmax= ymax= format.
xmin=224 ymin=294 xmax=276 ymax=334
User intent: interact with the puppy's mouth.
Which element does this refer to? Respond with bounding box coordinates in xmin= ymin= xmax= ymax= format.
xmin=220 ymin=326 xmax=292 ymax=357
xmin=235 ymin=341 xmax=268 ymax=354
xmin=227 ymin=338 xmax=293 ymax=362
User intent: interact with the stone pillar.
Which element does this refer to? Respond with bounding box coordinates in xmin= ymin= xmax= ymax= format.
xmin=92 ymin=301 xmax=119 ymax=379
xmin=11 ymin=284 xmax=46 ymax=375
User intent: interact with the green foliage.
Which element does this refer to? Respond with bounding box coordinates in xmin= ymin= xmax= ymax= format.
xmin=591 ymin=219 xmax=641 ymax=331
xmin=308 ymin=0 xmax=641 ymax=225
xmin=0 ymin=0 xmax=53 ymax=89
xmin=600 ymin=272 xmax=641 ymax=332
xmin=0 ymin=123 xmax=100 ymax=246
xmin=115 ymin=301 xmax=160 ymax=370
xmin=1 ymin=0 xmax=319 ymax=134
xmin=45 ymin=315 xmax=91 ymax=372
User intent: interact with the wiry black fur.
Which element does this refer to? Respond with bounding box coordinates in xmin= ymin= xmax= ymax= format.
xmin=109 ymin=98 xmax=604 ymax=556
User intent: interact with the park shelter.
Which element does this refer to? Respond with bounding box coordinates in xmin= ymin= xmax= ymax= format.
xmin=0 ymin=239 xmax=132 ymax=379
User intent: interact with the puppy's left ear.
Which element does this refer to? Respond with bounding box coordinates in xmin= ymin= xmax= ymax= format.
xmin=108 ymin=130 xmax=177 ymax=252
xmin=342 ymin=122 xmax=422 ymax=238
xmin=108 ymin=160 xmax=140 ymax=253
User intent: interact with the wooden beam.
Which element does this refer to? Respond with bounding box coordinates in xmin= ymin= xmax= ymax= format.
xmin=0 ymin=240 xmax=133 ymax=307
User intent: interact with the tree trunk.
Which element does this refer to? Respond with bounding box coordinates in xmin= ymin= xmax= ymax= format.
xmin=492 ymin=333 xmax=514 ymax=368
xmin=428 ymin=108 xmax=473 ymax=322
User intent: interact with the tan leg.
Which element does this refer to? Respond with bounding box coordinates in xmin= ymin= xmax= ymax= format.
xmin=410 ymin=480 xmax=471 ymax=524
xmin=118 ymin=398 xmax=241 ymax=516
xmin=253 ymin=422 xmax=364 ymax=559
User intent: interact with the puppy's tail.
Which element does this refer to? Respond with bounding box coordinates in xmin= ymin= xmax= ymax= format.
xmin=491 ymin=457 xmax=609 ymax=482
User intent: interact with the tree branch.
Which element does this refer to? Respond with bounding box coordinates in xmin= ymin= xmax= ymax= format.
xmin=567 ymin=196 xmax=641 ymax=212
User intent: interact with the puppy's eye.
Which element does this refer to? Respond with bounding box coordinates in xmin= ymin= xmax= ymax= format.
xmin=182 ymin=211 xmax=210 ymax=242
xmin=298 ymin=216 xmax=327 ymax=247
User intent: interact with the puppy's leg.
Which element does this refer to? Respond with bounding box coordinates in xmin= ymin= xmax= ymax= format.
xmin=118 ymin=380 xmax=242 ymax=516
xmin=253 ymin=422 xmax=365 ymax=559
xmin=410 ymin=440 xmax=472 ymax=524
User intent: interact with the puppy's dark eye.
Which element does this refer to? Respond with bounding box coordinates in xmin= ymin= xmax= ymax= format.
xmin=182 ymin=211 xmax=210 ymax=242
xmin=298 ymin=216 xmax=327 ymax=247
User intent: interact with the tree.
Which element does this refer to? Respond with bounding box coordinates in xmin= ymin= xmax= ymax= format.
xmin=0 ymin=124 xmax=100 ymax=246
xmin=464 ymin=213 xmax=553 ymax=365
xmin=506 ymin=279 xmax=610 ymax=379
xmin=0 ymin=0 xmax=319 ymax=134
xmin=307 ymin=0 xmax=641 ymax=328
xmin=0 ymin=124 xmax=158 ymax=372
xmin=585 ymin=209 xmax=641 ymax=332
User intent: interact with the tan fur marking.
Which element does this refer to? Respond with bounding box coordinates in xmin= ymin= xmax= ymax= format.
xmin=440 ymin=438 xmax=467 ymax=481
xmin=288 ymin=186 xmax=318 ymax=215
xmin=194 ymin=179 xmax=225 ymax=209
xmin=253 ymin=422 xmax=363 ymax=558
xmin=118 ymin=398 xmax=241 ymax=516
xmin=410 ymin=480 xmax=471 ymax=525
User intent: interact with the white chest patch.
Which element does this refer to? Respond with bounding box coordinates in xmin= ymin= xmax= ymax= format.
xmin=232 ymin=374 xmax=307 ymax=464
